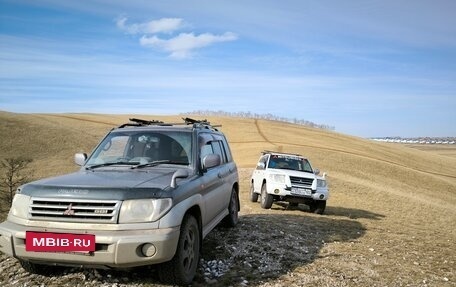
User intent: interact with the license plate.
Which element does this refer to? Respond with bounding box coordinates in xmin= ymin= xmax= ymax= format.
xmin=26 ymin=231 xmax=95 ymax=252
xmin=290 ymin=187 xmax=312 ymax=196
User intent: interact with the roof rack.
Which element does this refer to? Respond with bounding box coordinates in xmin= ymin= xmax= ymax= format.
xmin=182 ymin=117 xmax=221 ymax=130
xmin=118 ymin=118 xmax=165 ymax=128
xmin=118 ymin=117 xmax=221 ymax=131
xmin=262 ymin=150 xmax=303 ymax=157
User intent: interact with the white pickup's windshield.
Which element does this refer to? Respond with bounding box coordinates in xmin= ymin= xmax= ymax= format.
xmin=86 ymin=131 xmax=192 ymax=168
xmin=268 ymin=154 xmax=313 ymax=173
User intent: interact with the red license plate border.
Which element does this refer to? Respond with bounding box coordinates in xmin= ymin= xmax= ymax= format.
xmin=25 ymin=231 xmax=95 ymax=252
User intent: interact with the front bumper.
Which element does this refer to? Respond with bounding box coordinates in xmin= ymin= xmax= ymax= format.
xmin=266 ymin=182 xmax=329 ymax=201
xmin=0 ymin=220 xmax=180 ymax=268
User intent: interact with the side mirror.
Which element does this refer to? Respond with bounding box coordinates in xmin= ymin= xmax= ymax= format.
xmin=170 ymin=169 xmax=189 ymax=188
xmin=314 ymin=168 xmax=320 ymax=176
xmin=74 ymin=153 xmax=87 ymax=166
xmin=202 ymin=154 xmax=221 ymax=171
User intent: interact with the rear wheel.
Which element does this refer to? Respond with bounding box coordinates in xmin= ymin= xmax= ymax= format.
xmin=260 ymin=183 xmax=273 ymax=209
xmin=223 ymin=188 xmax=239 ymax=227
xmin=250 ymin=183 xmax=259 ymax=202
xmin=158 ymin=215 xmax=200 ymax=285
xmin=309 ymin=200 xmax=326 ymax=214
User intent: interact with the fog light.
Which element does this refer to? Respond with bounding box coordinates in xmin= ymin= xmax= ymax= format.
xmin=274 ymin=189 xmax=279 ymax=194
xmin=141 ymin=243 xmax=156 ymax=257
xmin=319 ymin=194 xmax=324 ymax=199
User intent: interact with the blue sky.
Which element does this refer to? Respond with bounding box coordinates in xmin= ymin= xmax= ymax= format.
xmin=0 ymin=0 xmax=455 ymax=137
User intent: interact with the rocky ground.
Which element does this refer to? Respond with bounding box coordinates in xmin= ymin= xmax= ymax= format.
xmin=0 ymin=212 xmax=364 ymax=287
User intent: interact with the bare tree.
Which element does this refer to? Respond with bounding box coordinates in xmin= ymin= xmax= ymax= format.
xmin=182 ymin=110 xmax=336 ymax=131
xmin=0 ymin=157 xmax=33 ymax=209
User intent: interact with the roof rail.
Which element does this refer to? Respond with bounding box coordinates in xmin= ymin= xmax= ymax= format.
xmin=262 ymin=150 xmax=303 ymax=157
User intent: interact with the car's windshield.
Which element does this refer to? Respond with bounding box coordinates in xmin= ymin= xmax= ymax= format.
xmin=267 ymin=154 xmax=313 ymax=173
xmin=86 ymin=130 xmax=192 ymax=168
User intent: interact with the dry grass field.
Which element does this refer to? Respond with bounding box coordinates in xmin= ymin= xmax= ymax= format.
xmin=0 ymin=111 xmax=455 ymax=286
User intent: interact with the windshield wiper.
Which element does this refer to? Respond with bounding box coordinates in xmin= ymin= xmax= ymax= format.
xmin=85 ymin=161 xmax=134 ymax=170
xmin=131 ymin=160 xmax=189 ymax=169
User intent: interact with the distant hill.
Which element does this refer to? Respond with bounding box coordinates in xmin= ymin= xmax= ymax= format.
xmin=1 ymin=110 xmax=454 ymax=206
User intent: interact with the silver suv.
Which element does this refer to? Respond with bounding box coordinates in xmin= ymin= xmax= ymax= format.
xmin=250 ymin=150 xmax=328 ymax=214
xmin=0 ymin=118 xmax=240 ymax=285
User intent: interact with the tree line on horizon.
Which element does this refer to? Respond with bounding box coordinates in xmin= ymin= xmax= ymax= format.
xmin=182 ymin=110 xmax=335 ymax=131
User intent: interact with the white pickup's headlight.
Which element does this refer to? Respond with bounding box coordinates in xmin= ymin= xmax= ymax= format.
xmin=9 ymin=194 xmax=30 ymax=219
xmin=269 ymin=173 xmax=286 ymax=183
xmin=317 ymin=179 xmax=327 ymax=188
xmin=119 ymin=198 xmax=172 ymax=223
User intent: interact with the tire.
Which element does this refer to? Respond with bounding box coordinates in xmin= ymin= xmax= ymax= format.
xmin=260 ymin=183 xmax=273 ymax=209
xmin=250 ymin=182 xmax=259 ymax=202
xmin=223 ymin=188 xmax=239 ymax=227
xmin=309 ymin=200 xmax=326 ymax=214
xmin=158 ymin=215 xmax=200 ymax=285
xmin=19 ymin=260 xmax=61 ymax=276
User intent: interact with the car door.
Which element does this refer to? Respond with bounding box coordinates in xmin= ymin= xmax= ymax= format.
xmin=199 ymin=135 xmax=230 ymax=225
xmin=252 ymin=155 xmax=268 ymax=192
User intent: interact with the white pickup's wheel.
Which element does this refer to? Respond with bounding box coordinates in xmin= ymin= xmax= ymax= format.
xmin=309 ymin=200 xmax=326 ymax=214
xmin=260 ymin=183 xmax=273 ymax=209
xmin=250 ymin=182 xmax=259 ymax=202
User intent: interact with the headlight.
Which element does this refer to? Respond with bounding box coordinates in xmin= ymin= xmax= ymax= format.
xmin=9 ymin=194 xmax=30 ymax=219
xmin=269 ymin=173 xmax=286 ymax=183
xmin=119 ymin=198 xmax=172 ymax=223
xmin=317 ymin=179 xmax=327 ymax=188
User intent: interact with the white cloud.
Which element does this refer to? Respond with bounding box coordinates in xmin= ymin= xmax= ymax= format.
xmin=140 ymin=32 xmax=238 ymax=59
xmin=116 ymin=16 xmax=238 ymax=59
xmin=116 ymin=17 xmax=184 ymax=34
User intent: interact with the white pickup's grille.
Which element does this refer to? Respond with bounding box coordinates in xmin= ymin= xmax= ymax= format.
xmin=289 ymin=176 xmax=314 ymax=187
xmin=29 ymin=197 xmax=121 ymax=223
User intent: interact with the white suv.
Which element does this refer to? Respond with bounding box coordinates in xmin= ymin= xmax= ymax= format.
xmin=250 ymin=151 xmax=329 ymax=214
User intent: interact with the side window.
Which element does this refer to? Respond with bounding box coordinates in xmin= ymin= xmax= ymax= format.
xmin=211 ymin=141 xmax=226 ymax=163
xmin=200 ymin=143 xmax=213 ymax=160
xmin=200 ymin=140 xmax=226 ymax=166
xmin=256 ymin=155 xmax=268 ymax=170
xmin=221 ymin=137 xmax=233 ymax=162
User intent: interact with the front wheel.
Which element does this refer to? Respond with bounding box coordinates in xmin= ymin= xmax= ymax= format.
xmin=158 ymin=215 xmax=200 ymax=285
xmin=260 ymin=183 xmax=273 ymax=209
xmin=19 ymin=260 xmax=62 ymax=276
xmin=309 ymin=200 xmax=326 ymax=214
xmin=250 ymin=183 xmax=259 ymax=202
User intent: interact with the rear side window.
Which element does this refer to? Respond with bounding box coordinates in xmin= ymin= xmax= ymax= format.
xmin=220 ymin=137 xmax=233 ymax=162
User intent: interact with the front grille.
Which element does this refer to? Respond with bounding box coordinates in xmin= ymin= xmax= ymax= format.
xmin=29 ymin=197 xmax=121 ymax=223
xmin=290 ymin=176 xmax=314 ymax=187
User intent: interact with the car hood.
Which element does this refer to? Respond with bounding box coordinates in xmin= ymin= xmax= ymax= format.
xmin=18 ymin=169 xmax=187 ymax=200
xmin=270 ymin=169 xmax=318 ymax=179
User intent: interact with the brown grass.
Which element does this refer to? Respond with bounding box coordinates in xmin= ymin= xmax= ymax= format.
xmin=0 ymin=111 xmax=455 ymax=286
